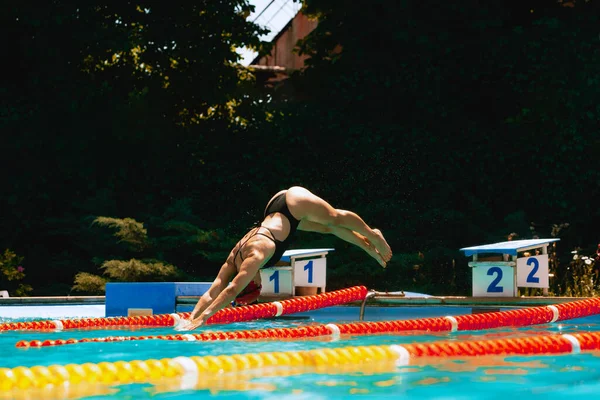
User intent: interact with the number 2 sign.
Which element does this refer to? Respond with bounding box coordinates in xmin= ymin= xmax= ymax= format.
xmin=517 ymin=254 xmax=549 ymax=288
xmin=472 ymin=264 xmax=515 ymax=297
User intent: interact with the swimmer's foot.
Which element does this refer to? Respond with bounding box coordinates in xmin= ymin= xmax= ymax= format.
xmin=371 ymin=249 xmax=387 ymax=268
xmin=376 ymin=250 xmax=387 ymax=268
xmin=361 ymin=235 xmax=387 ymax=268
xmin=372 ymin=228 xmax=392 ymax=262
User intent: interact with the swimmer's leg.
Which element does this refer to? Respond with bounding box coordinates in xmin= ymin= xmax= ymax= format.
xmin=298 ymin=220 xmax=386 ymax=267
xmin=286 ymin=186 xmax=392 ymax=262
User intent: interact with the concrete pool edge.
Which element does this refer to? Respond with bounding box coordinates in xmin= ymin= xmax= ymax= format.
xmin=367 ymin=295 xmax=594 ymax=306
xmin=1 ymin=295 xmax=592 ymax=307
xmin=0 ymin=296 xmax=105 ymax=305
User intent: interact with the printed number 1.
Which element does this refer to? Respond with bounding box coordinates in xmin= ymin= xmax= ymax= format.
xmin=487 ymin=267 xmax=503 ymax=293
xmin=269 ymin=270 xmax=279 ymax=293
xmin=304 ymin=261 xmax=314 ymax=283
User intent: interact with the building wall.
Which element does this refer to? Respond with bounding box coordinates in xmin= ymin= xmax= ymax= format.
xmin=253 ymin=12 xmax=318 ymax=70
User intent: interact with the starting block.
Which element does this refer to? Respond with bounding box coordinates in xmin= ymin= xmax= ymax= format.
xmin=105 ymin=282 xmax=211 ymax=317
xmin=460 ymin=238 xmax=560 ymax=297
xmin=260 ymin=248 xmax=334 ymax=296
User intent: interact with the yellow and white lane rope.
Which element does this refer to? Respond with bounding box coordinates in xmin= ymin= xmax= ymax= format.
xmin=1 ymin=332 xmax=598 ymax=392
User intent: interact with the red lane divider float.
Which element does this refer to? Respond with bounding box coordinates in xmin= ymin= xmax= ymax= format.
xmin=442 ymin=297 xmax=599 ymax=331
xmin=399 ymin=331 xmax=600 ymax=358
xmin=1 ymin=286 xmax=367 ymax=332
xmin=16 ymin=297 xmax=599 ymax=348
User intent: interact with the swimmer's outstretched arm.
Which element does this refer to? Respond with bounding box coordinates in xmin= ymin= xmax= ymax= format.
xmin=183 ymin=248 xmax=267 ymax=331
xmin=188 ymin=261 xmax=236 ymax=321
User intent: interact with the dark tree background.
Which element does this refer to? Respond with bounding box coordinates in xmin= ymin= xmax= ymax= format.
xmin=2 ymin=1 xmax=598 ymax=296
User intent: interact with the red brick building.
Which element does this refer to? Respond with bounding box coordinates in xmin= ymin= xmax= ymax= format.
xmin=249 ymin=12 xmax=318 ymax=88
xmin=251 ymin=12 xmax=318 ymax=69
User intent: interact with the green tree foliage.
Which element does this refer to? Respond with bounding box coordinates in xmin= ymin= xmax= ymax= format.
xmin=94 ymin=217 xmax=148 ymax=252
xmin=72 ymin=216 xmax=176 ymax=293
xmin=2 ymin=1 xmax=598 ymax=295
xmin=552 ymin=245 xmax=599 ymax=297
xmin=0 ymin=250 xmax=33 ymax=296
xmin=73 ymin=211 xmax=233 ymax=294
xmin=74 ymin=216 xmax=182 ymax=293
xmin=72 ymin=272 xmax=108 ymax=295
xmin=255 ymin=0 xmax=599 ymax=292
xmin=2 ymin=2 xmax=270 ymax=294
xmin=100 ymin=259 xmax=177 ymax=282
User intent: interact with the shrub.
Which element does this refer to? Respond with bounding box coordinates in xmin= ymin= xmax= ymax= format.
xmin=72 ymin=272 xmax=108 ymax=295
xmin=101 ymin=259 xmax=178 ymax=282
xmin=558 ymin=248 xmax=598 ymax=297
xmin=72 ymin=216 xmax=182 ymax=294
xmin=0 ymin=249 xmax=33 ymax=296
xmin=93 ymin=217 xmax=148 ymax=251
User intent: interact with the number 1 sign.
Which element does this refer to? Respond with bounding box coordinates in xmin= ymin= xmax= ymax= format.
xmin=472 ymin=264 xmax=515 ymax=297
xmin=294 ymin=258 xmax=326 ymax=287
xmin=260 ymin=267 xmax=293 ymax=295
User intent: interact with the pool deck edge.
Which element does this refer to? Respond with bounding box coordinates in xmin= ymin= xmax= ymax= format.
xmin=0 ymin=295 xmax=592 ymax=307
xmin=368 ymin=295 xmax=593 ymax=306
xmin=0 ymin=296 xmax=105 ymax=305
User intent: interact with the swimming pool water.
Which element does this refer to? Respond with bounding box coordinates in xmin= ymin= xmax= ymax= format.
xmin=1 ymin=305 xmax=598 ymax=399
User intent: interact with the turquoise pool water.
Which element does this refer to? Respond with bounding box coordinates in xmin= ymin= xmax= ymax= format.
xmin=1 ymin=305 xmax=598 ymax=399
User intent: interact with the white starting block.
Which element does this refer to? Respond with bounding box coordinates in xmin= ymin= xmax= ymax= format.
xmin=460 ymin=239 xmax=560 ymax=297
xmin=260 ymin=248 xmax=334 ymax=296
xmin=0 ymin=290 xmax=9 ymax=298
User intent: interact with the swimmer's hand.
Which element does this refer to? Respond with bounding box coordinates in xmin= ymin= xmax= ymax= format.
xmin=173 ymin=318 xmax=192 ymax=331
xmin=176 ymin=315 xmax=208 ymax=331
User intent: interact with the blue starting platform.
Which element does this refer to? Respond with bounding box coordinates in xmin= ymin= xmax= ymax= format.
xmin=105 ymin=282 xmax=211 ymax=317
xmin=460 ymin=238 xmax=560 ymax=297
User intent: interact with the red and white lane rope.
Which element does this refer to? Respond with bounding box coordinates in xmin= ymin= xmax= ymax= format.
xmin=15 ymin=298 xmax=599 ymax=348
xmin=1 ymin=286 xmax=367 ymax=332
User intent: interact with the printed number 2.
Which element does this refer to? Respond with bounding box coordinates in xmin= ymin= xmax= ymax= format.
xmin=304 ymin=261 xmax=314 ymax=283
xmin=269 ymin=270 xmax=279 ymax=293
xmin=487 ymin=267 xmax=503 ymax=293
xmin=526 ymin=258 xmax=540 ymax=283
